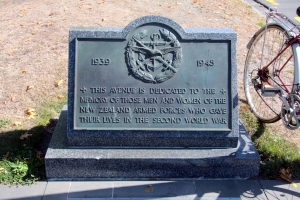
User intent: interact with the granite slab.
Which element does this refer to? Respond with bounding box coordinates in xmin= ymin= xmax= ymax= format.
xmin=45 ymin=106 xmax=260 ymax=179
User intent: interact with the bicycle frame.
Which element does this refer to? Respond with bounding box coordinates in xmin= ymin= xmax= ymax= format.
xmin=260 ymin=33 xmax=300 ymax=93
xmin=258 ymin=26 xmax=300 ymax=121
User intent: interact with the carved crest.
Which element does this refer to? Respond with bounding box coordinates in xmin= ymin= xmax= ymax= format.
xmin=126 ymin=28 xmax=182 ymax=83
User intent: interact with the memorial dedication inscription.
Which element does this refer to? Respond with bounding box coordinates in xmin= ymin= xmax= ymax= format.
xmin=74 ymin=25 xmax=231 ymax=131
xmin=68 ymin=15 xmax=238 ymax=147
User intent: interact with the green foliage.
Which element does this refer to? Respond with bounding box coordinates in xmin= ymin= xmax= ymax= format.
xmin=257 ymin=22 xmax=264 ymax=27
xmin=0 ymin=156 xmax=39 ymax=185
xmin=0 ymin=159 xmax=28 ymax=185
xmin=239 ymin=106 xmax=300 ymax=179
xmin=247 ymin=4 xmax=252 ymax=9
xmin=0 ymin=119 xmax=10 ymax=129
xmin=0 ymin=127 xmax=45 ymax=185
xmin=0 ymin=95 xmax=67 ymax=185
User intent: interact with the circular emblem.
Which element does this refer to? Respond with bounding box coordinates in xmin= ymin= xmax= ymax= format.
xmin=126 ymin=28 xmax=182 ymax=83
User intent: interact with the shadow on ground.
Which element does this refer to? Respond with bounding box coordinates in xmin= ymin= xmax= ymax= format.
xmin=0 ymin=118 xmax=58 ymax=182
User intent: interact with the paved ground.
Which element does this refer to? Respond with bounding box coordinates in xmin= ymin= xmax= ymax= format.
xmin=0 ymin=180 xmax=300 ymax=200
xmin=255 ymin=0 xmax=300 ymax=25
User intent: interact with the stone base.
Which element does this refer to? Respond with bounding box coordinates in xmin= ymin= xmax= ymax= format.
xmin=45 ymin=106 xmax=260 ymax=179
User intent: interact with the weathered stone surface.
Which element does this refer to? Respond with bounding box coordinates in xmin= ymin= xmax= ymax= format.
xmin=45 ymin=106 xmax=260 ymax=179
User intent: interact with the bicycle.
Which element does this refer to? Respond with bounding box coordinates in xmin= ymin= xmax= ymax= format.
xmin=244 ymin=7 xmax=300 ymax=130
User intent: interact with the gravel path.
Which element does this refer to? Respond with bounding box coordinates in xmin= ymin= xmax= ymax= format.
xmin=0 ymin=0 xmax=299 ymax=148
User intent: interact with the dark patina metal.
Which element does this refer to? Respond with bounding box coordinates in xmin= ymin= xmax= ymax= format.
xmin=74 ymin=23 xmax=232 ymax=131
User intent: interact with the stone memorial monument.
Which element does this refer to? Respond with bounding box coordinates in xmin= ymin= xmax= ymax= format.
xmin=45 ymin=16 xmax=260 ymax=179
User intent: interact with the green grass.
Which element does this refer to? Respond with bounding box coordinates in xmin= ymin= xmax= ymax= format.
xmin=247 ymin=4 xmax=252 ymax=9
xmin=240 ymin=105 xmax=300 ymax=179
xmin=35 ymin=94 xmax=67 ymax=126
xmin=257 ymin=131 xmax=300 ymax=178
xmin=0 ymin=119 xmax=11 ymax=129
xmin=0 ymin=94 xmax=67 ymax=185
xmin=257 ymin=22 xmax=264 ymax=27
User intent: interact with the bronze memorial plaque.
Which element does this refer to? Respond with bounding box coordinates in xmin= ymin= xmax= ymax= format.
xmin=73 ymin=24 xmax=232 ymax=131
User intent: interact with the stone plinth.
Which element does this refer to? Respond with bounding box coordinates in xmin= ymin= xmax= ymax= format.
xmin=45 ymin=16 xmax=260 ymax=179
xmin=45 ymin=106 xmax=260 ymax=179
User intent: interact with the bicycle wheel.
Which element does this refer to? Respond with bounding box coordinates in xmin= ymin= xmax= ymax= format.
xmin=244 ymin=24 xmax=295 ymax=123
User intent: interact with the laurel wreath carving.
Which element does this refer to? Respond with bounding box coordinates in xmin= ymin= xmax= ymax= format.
xmin=125 ymin=28 xmax=182 ymax=84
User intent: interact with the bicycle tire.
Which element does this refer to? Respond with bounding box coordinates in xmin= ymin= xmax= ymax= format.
xmin=244 ymin=24 xmax=295 ymax=123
